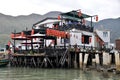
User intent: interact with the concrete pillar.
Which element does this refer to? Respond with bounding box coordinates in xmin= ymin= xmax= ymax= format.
xmin=83 ymin=53 xmax=89 ymax=70
xmin=95 ymin=54 xmax=100 ymax=70
xmin=103 ymin=52 xmax=110 ymax=67
xmin=95 ymin=54 xmax=100 ymax=65
xmin=79 ymin=53 xmax=83 ymax=69
xmin=74 ymin=53 xmax=78 ymax=68
xmin=115 ymin=51 xmax=120 ymax=71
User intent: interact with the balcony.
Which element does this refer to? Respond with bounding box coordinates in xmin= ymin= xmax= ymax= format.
xmin=59 ymin=23 xmax=93 ymax=32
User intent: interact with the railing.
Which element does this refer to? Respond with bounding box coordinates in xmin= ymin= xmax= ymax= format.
xmin=13 ymin=44 xmax=112 ymax=55
xmin=38 ymin=23 xmax=93 ymax=33
xmin=59 ymin=23 xmax=93 ymax=32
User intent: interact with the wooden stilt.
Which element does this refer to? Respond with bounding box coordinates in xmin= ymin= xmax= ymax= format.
xmin=74 ymin=53 xmax=78 ymax=68
xmin=56 ymin=54 xmax=59 ymax=68
xmin=68 ymin=53 xmax=71 ymax=68
xmin=31 ymin=57 xmax=36 ymax=67
xmin=69 ymin=53 xmax=72 ymax=68
xmin=46 ymin=57 xmax=54 ymax=68
xmin=44 ymin=58 xmax=47 ymax=68
xmin=40 ymin=58 xmax=45 ymax=68
xmin=40 ymin=56 xmax=54 ymax=68
xmin=9 ymin=48 xmax=119 ymax=72
xmin=24 ymin=57 xmax=27 ymax=67
xmin=37 ymin=57 xmax=41 ymax=67
xmin=20 ymin=57 xmax=22 ymax=67
xmin=59 ymin=50 xmax=68 ymax=67
xmin=10 ymin=58 xmax=14 ymax=67
xmin=17 ymin=57 xmax=19 ymax=67
xmin=14 ymin=57 xmax=18 ymax=67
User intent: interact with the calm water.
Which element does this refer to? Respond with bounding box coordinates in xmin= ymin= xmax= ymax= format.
xmin=0 ymin=67 xmax=119 ymax=80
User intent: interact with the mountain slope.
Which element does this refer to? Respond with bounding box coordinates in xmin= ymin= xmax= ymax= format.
xmin=0 ymin=11 xmax=61 ymax=34
xmin=0 ymin=13 xmax=42 ymax=33
xmin=94 ymin=18 xmax=120 ymax=42
xmin=0 ymin=11 xmax=61 ymax=45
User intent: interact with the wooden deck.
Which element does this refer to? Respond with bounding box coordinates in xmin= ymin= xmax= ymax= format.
xmin=9 ymin=48 xmax=120 ymax=74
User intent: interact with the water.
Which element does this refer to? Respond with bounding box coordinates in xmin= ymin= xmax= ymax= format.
xmin=0 ymin=67 xmax=119 ymax=80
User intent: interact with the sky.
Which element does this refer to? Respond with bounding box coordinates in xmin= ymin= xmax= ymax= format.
xmin=0 ymin=0 xmax=120 ymax=20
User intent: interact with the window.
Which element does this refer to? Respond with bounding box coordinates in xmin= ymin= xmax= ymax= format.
xmin=82 ymin=35 xmax=91 ymax=44
xmin=103 ymin=32 xmax=108 ymax=37
xmin=61 ymin=38 xmax=70 ymax=44
xmin=61 ymin=38 xmax=64 ymax=44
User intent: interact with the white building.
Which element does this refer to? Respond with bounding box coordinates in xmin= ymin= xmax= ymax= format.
xmin=95 ymin=29 xmax=110 ymax=48
xmin=69 ymin=29 xmax=95 ymax=47
xmin=33 ymin=17 xmax=96 ymax=48
xmin=11 ymin=10 xmax=111 ymax=51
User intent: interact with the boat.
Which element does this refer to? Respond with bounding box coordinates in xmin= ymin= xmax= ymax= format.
xmin=0 ymin=59 xmax=9 ymax=67
xmin=0 ymin=49 xmax=9 ymax=67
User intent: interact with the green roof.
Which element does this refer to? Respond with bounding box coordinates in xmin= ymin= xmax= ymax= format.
xmin=61 ymin=10 xmax=92 ymax=21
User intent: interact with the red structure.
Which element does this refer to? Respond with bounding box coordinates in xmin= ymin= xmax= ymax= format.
xmin=116 ymin=39 xmax=120 ymax=50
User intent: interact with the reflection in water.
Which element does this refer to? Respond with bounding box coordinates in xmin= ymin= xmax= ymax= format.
xmin=0 ymin=67 xmax=119 ymax=80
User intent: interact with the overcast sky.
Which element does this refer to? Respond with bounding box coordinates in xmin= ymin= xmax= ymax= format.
xmin=0 ymin=0 xmax=119 ymax=20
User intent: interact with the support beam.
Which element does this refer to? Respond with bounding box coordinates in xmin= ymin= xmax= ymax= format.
xmin=14 ymin=30 xmax=16 ymax=53
xmin=74 ymin=53 xmax=78 ymax=68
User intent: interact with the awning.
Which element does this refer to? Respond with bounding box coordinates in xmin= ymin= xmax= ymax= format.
xmin=28 ymin=33 xmax=46 ymax=38
xmin=61 ymin=10 xmax=92 ymax=21
xmin=12 ymin=36 xmax=30 ymax=40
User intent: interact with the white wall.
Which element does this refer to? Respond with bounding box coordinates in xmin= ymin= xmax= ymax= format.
xmin=35 ymin=19 xmax=61 ymax=28
xmin=69 ymin=29 xmax=95 ymax=47
xmin=70 ymin=32 xmax=82 ymax=45
xmin=96 ymin=30 xmax=110 ymax=43
xmin=96 ymin=29 xmax=110 ymax=48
